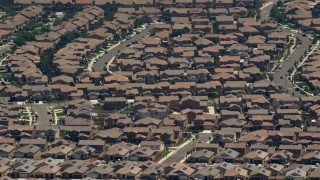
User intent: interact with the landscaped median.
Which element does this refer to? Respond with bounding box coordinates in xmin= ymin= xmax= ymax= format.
xmin=49 ymin=106 xmax=65 ymax=125
xmin=19 ymin=107 xmax=35 ymax=125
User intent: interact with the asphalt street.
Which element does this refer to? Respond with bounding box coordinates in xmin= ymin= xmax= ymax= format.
xmin=93 ymin=25 xmax=153 ymax=72
xmin=160 ymin=133 xmax=212 ymax=164
xmin=33 ymin=105 xmax=52 ymax=128
xmin=260 ymin=0 xmax=277 ymax=22
xmin=163 ymin=3 xmax=311 ymax=164
xmin=259 ymin=0 xmax=312 ymax=97
xmin=273 ymin=31 xmax=311 ymax=97
xmin=26 ymin=103 xmax=61 ymax=128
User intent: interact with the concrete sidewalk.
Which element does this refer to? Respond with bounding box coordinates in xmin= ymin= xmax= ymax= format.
xmin=106 ymin=56 xmax=116 ymax=74
xmin=260 ymin=1 xmax=274 ymax=10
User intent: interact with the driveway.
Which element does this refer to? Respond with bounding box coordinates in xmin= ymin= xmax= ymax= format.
xmin=93 ymin=25 xmax=153 ymax=72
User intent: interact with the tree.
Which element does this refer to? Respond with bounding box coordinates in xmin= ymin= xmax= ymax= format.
xmin=39 ymin=48 xmax=55 ymax=79
xmin=121 ymin=32 xmax=127 ymax=39
xmin=128 ymin=26 xmax=133 ymax=35
xmin=161 ymin=10 xmax=171 ymax=22
xmin=134 ymin=18 xmax=144 ymax=29
xmin=53 ymin=18 xmax=63 ymax=26
xmin=41 ymin=11 xmax=50 ymax=23
xmin=13 ymin=36 xmax=26 ymax=46
xmin=62 ymin=10 xmax=75 ymax=21
xmin=149 ymin=29 xmax=156 ymax=36
xmin=312 ymin=9 xmax=320 ymax=18
xmin=277 ymin=0 xmax=284 ymax=7
xmin=270 ymin=5 xmax=284 ymax=23
xmin=248 ymin=9 xmax=256 ymax=17
xmin=0 ymin=4 xmax=16 ymax=16
xmin=51 ymin=13 xmax=57 ymax=19
xmin=253 ymin=0 xmax=260 ymax=7
xmin=41 ymin=25 xmax=51 ymax=33
xmin=256 ymin=13 xmax=261 ymax=20
xmin=269 ymin=74 xmax=274 ymax=81
xmin=58 ymin=31 xmax=83 ymax=49
xmin=313 ymin=35 xmax=318 ymax=44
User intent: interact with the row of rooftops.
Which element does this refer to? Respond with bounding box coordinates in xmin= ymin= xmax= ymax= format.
xmin=1 ymin=0 xmax=320 ymax=178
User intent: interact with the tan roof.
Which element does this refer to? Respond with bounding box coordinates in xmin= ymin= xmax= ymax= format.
xmin=34 ymin=165 xmax=61 ymax=174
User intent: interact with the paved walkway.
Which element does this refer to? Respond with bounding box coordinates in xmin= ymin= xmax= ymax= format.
xmin=25 ymin=107 xmax=33 ymax=125
xmin=106 ymin=56 xmax=116 ymax=74
xmin=52 ymin=108 xmax=64 ymax=125
xmin=260 ymin=1 xmax=274 ymax=10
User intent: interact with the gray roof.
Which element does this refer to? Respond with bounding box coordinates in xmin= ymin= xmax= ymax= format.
xmin=15 ymin=144 xmax=40 ymax=154
xmin=59 ymin=160 xmax=86 ymax=170
xmin=141 ymin=165 xmax=163 ymax=176
xmin=141 ymin=140 xmax=164 ymax=146
xmin=191 ymin=149 xmax=215 ymax=158
xmin=74 ymin=145 xmax=96 ymax=154
xmin=63 ymin=164 xmax=89 ymax=174
xmin=95 ymin=128 xmax=123 ymax=139
xmin=14 ymin=164 xmax=36 ymax=173
xmin=216 ymin=148 xmax=239 ymax=159
xmin=79 ymin=140 xmax=105 ymax=146
xmin=285 ymin=168 xmax=307 ymax=178
xmin=194 ymin=167 xmax=220 ymax=177
xmin=20 ymin=138 xmax=47 ymax=145
xmin=87 ymin=165 xmax=114 ymax=176
xmin=0 ymin=144 xmax=15 ymax=153
xmin=11 ymin=158 xmax=36 ymax=168
xmin=33 ymin=157 xmax=61 ymax=167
